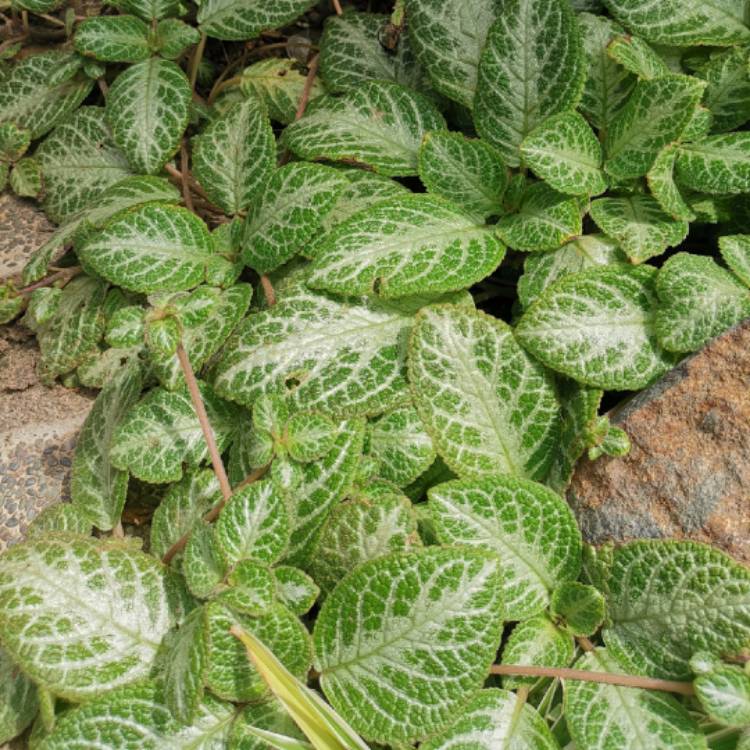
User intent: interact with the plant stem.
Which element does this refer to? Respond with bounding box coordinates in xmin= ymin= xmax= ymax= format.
xmin=180 ymin=143 xmax=194 ymax=214
xmin=189 ymin=32 xmax=207 ymax=91
xmin=489 ymin=665 xmax=695 ymax=696
xmin=163 ymin=162 xmax=215 ymax=206
xmin=294 ymin=53 xmax=320 ymax=121
xmin=234 ymin=464 xmax=270 ymax=491
xmin=17 ymin=266 xmax=81 ymax=294
xmin=259 ymin=274 xmax=276 ymax=306
xmin=332 ymin=0 xmax=343 ymax=14
xmin=111 ymin=520 xmax=125 ymax=539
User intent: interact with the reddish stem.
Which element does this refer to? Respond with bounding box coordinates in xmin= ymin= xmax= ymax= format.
xmin=259 ymin=274 xmax=276 ymax=307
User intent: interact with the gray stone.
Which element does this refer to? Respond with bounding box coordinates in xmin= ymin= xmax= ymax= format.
xmin=568 ymin=318 xmax=750 ymax=564
xmin=0 ymin=193 xmax=55 ymax=283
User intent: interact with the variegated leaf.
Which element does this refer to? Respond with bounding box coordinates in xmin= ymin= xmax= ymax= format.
xmin=675 ymin=133 xmax=750 ymax=195
xmin=0 ymin=647 xmax=37 ymax=745
xmin=74 ymin=15 xmax=151 ymax=63
xmin=720 ymin=234 xmax=750 ymax=288
xmin=646 ymin=145 xmax=695 ymax=221
xmin=198 ymin=0 xmax=316 ymax=41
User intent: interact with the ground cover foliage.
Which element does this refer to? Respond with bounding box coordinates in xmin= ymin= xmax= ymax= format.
xmin=1 ymin=0 xmax=750 ymax=747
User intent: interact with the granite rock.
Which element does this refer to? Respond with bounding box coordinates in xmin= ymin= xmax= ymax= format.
xmin=568 ymin=318 xmax=750 ymax=564
xmin=0 ymin=193 xmax=55 ymax=283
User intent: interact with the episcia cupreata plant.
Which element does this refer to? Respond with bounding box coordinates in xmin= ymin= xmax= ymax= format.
xmin=1 ymin=0 xmax=750 ymax=747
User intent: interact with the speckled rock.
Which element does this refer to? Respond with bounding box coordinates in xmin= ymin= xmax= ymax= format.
xmin=0 ymin=193 xmax=55 ymax=282
xmin=568 ymin=318 xmax=750 ymax=564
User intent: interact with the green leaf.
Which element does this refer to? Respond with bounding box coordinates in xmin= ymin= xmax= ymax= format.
xmin=417 ymin=130 xmax=508 ymax=219
xmin=521 ymin=111 xmax=607 ymax=196
xmin=110 ymin=382 xmax=237 ymax=484
xmin=0 ymin=647 xmax=38 ymax=745
xmin=602 ymin=0 xmax=750 ymax=46
xmin=9 ymin=156 xmax=42 ymax=198
xmin=655 ymin=252 xmax=750 ymax=352
xmin=285 ymin=412 xmax=337 ymax=463
xmin=675 ymin=133 xmax=750 ymax=195
xmin=695 ymin=664 xmax=750 ymax=727
xmin=110 ymin=0 xmax=181 ymax=21
xmin=405 ymin=0 xmax=500 ymax=109
xmin=145 ymin=316 xmax=181 ymax=357
xmin=74 ymin=15 xmax=151 ymax=63
xmin=183 ymin=522 xmax=226 ymax=599
xmin=238 ymin=58 xmax=326 ymax=125
xmin=71 ymin=359 xmax=143 ymax=531
xmin=366 ymin=404 xmax=436 ymax=487
xmin=682 ymin=104 xmax=714 ymax=141
xmin=496 ymin=183 xmax=582 ymax=253
xmin=500 ymin=615 xmax=574 ymax=690
xmin=106 ymin=305 xmax=144 ymax=348
xmin=518 ymin=234 xmax=623 ymax=309
xmin=198 ymin=0 xmax=315 ymax=41
xmin=313 ymin=547 xmax=504 ymax=743
xmin=31 ymin=275 xmax=108 ymax=380
xmin=474 ymin=0 xmax=585 ymax=166
xmin=607 ymin=34 xmax=671 ymax=80
xmin=282 ymin=80 xmax=445 ymax=177
xmin=36 ymin=682 xmax=237 ymax=749
xmin=25 ymin=503 xmax=93 ymax=539
xmin=215 ymin=480 xmax=290 ymax=567
xmin=220 ymin=559 xmax=277 ymax=616
xmin=163 ymin=605 xmax=208 ymax=725
xmin=150 ymin=469 xmax=221 ymax=561
xmin=212 ymin=283 xmax=463 ymax=417
xmin=603 ymin=540 xmax=750 ymax=679
xmin=79 ymin=204 xmax=215 ymax=294
xmin=604 ymin=74 xmax=706 ymax=180
xmin=308 ymin=194 xmax=505 ymax=298
xmin=578 ymin=13 xmax=635 ymax=132
xmin=565 ymin=648 xmax=705 ymax=750
xmin=0 ymin=51 xmax=92 ymax=139
xmin=242 ymin=163 xmax=348 ymax=274
xmin=516 ymin=265 xmax=677 ymax=390
xmin=646 ymin=145 xmax=695 ymax=221
xmin=35 ymin=106 xmax=132 ymax=224
xmin=409 ymin=304 xmax=560 ymax=479
xmin=700 ymin=47 xmax=750 ymax=133
xmin=550 ymin=581 xmax=606 ymax=636
xmin=720 ymin=234 xmax=750 ymax=287
xmin=308 ymin=484 xmax=419 ymax=598
xmin=0 ymin=535 xmax=177 ymax=700
xmin=107 ymin=58 xmax=191 ymax=174
xmin=428 ymin=475 xmax=582 ymax=620
xmin=420 ymin=688 xmax=561 ymax=750
xmin=205 ymin=602 xmax=311 ymax=702
xmin=155 ymin=18 xmax=202 ymax=60
xmin=0 ymin=121 xmax=30 ymax=161
xmin=319 ymin=11 xmax=425 ymax=94
xmin=272 ymin=566 xmax=319 ymax=615
xmin=590 ymin=194 xmax=689 ymax=262
xmin=192 ymin=97 xmax=275 ymax=215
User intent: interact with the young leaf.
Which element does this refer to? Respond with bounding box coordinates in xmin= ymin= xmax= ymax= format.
xmin=516 ymin=265 xmax=677 ymax=390
xmin=518 ymin=234 xmax=624 ymax=308
xmin=578 ymin=13 xmax=635 ymax=132
xmin=282 ymin=80 xmax=446 ymax=177
xmin=192 ymin=98 xmax=275 ymax=216
xmin=79 ymin=204 xmax=215 ymax=294
xmin=219 ymin=559 xmax=277 ymax=616
xmin=285 ymin=412 xmax=337 ymax=463
xmin=71 ymin=359 xmax=143 ymax=531
xmin=602 ymin=0 xmax=750 ymax=46
xmin=420 ymin=688 xmax=561 ymax=750
xmin=496 ymin=183 xmax=583 ymax=253
xmin=238 ymin=58 xmax=326 ymax=125
xmin=215 ymin=480 xmax=290 ymax=567
xmin=150 ymin=469 xmax=222 ymax=561
xmin=405 ymin=0 xmax=500 ymax=109
xmin=500 ymin=615 xmax=574 ymax=690
xmin=183 ymin=522 xmax=227 ymax=598
xmin=646 ymin=145 xmax=695 ymax=221
xmin=700 ymin=47 xmax=750 ymax=133
xmin=409 ymin=304 xmax=560 ymax=480
xmin=155 ymin=19 xmax=202 ymax=60
xmin=603 ymin=541 xmax=750 ymax=679
xmin=313 ymin=547 xmax=504 ymax=743
xmin=694 ymin=664 xmax=750 ymax=727
xmin=110 ymin=382 xmax=237 ymax=484
xmin=25 ymin=503 xmax=93 ymax=539
xmin=675 ymin=133 xmax=750 ymax=195
xmin=607 ymin=34 xmax=671 ymax=80
xmin=272 ymin=566 xmax=319 ymax=615
xmin=198 ymin=0 xmax=316 ymax=41
xmin=654 ymin=252 xmax=750 ymax=352
xmin=110 ymin=0 xmax=182 ymax=21
xmin=604 ymin=74 xmax=706 ymax=180
xmin=550 ymin=581 xmax=606 ymax=636
xmin=308 ymin=194 xmax=505 ymax=298
xmin=0 ymin=535 xmax=176 ymax=699
xmin=9 ymin=156 xmax=42 ymax=198
xmin=308 ymin=484 xmax=420 ymax=598
xmin=0 ymin=51 xmax=93 ymax=139
xmin=367 ymin=404 xmax=436 ymax=487
xmin=418 ymin=130 xmax=508 ymax=219
xmin=205 ymin=601 xmax=311 ymax=702
xmin=106 ymin=58 xmax=191 ymax=174
xmin=0 ymin=647 xmax=38 ymax=745
xmin=35 ymin=106 xmax=132 ymax=224
xmin=428 ymin=475 xmax=582 ymax=620
xmin=564 ymin=648 xmax=705 ymax=750
xmin=590 ymin=194 xmax=689 ymax=262
xmin=242 ymin=163 xmax=348 ymax=274
xmin=521 ymin=111 xmax=607 ymax=196
xmin=74 ymin=15 xmax=151 ymax=63
xmin=319 ymin=11 xmax=425 ymax=94
xmin=719 ymin=234 xmax=750 ymax=287
xmin=474 ymin=0 xmax=585 ymax=166
xmin=0 ymin=121 xmax=30 ymax=161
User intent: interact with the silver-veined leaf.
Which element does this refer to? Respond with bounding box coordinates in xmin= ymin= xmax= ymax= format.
xmin=695 ymin=664 xmax=750 ymax=727
xmin=700 ymin=47 xmax=750 ymax=133
xmin=675 ymin=133 xmax=750 ymax=195
xmin=719 ymin=234 xmax=750 ymax=287
xmin=198 ymin=0 xmax=316 ymax=42
xmin=74 ymin=15 xmax=151 ymax=63
xmin=646 ymin=144 xmax=695 ymax=221
xmin=0 ymin=647 xmax=37 ymax=745
xmin=606 ymin=33 xmax=671 ymax=80
xmin=273 ymin=566 xmax=319 ymax=616
xmin=155 ymin=18 xmax=202 ymax=60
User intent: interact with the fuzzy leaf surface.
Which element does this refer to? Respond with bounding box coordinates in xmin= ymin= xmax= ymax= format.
xmin=701 ymin=47 xmax=750 ymax=133
xmin=198 ymin=0 xmax=316 ymax=41
xmin=646 ymin=145 xmax=695 ymax=221
xmin=74 ymin=15 xmax=151 ymax=63
xmin=695 ymin=665 xmax=750 ymax=727
xmin=720 ymin=234 xmax=750 ymax=287
xmin=675 ymin=133 xmax=750 ymax=195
